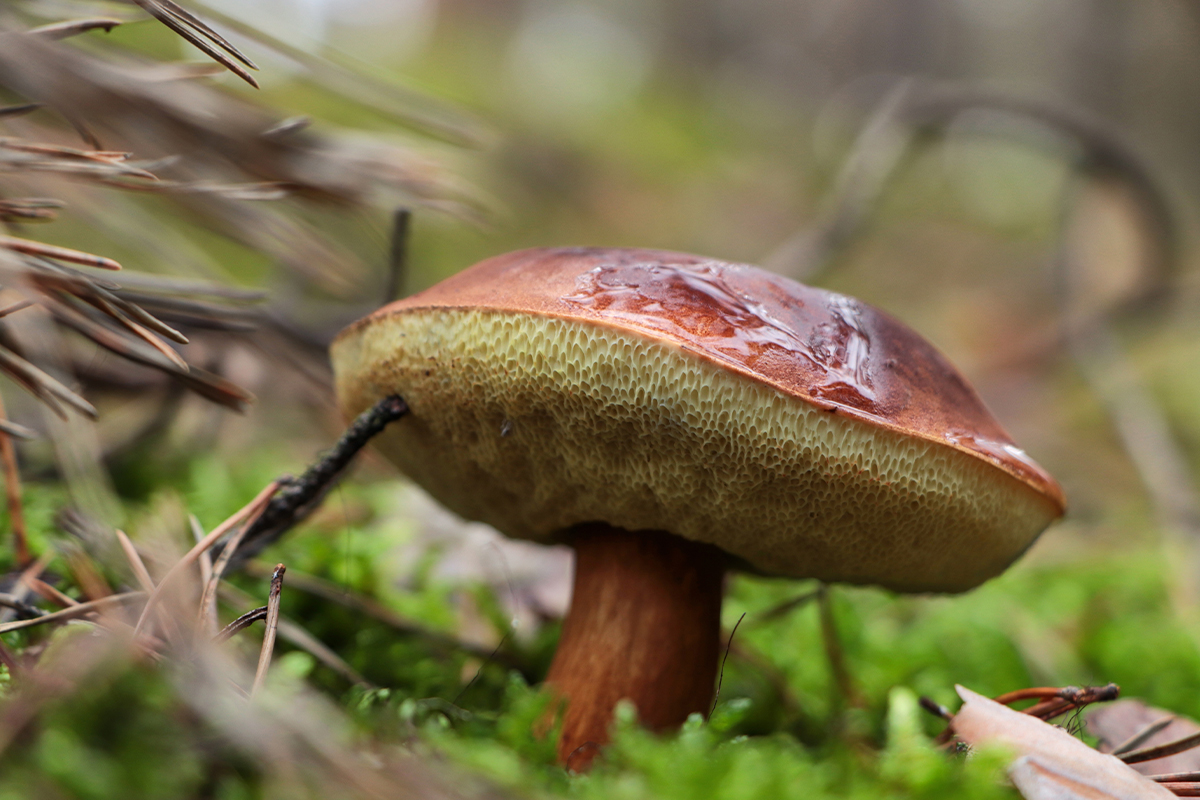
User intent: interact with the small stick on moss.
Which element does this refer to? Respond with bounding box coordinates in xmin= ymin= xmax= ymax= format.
xmin=64 ymin=545 xmax=113 ymax=602
xmin=191 ymin=516 xmax=216 ymax=636
xmin=726 ymin=638 xmax=810 ymax=732
xmin=0 ymin=594 xmax=46 ymax=619
xmin=228 ymin=395 xmax=409 ymax=567
xmin=251 ymin=564 xmax=286 ymax=696
xmin=711 ymin=613 xmax=746 ymax=715
xmin=818 ymin=585 xmax=863 ymax=710
xmin=198 ymin=498 xmax=273 ymax=640
xmin=241 ymin=561 xmax=527 ymax=672
xmin=750 ymin=588 xmax=820 ymax=626
xmin=2 ymin=552 xmax=54 ymax=622
xmin=132 ymin=481 xmax=279 ymax=638
xmin=0 ymin=592 xmax=146 ymax=634
xmin=218 ymin=583 xmax=373 ymax=688
xmin=28 ymin=578 xmax=76 ymax=608
xmin=115 ymin=530 xmax=156 ymax=594
xmin=0 ymin=394 xmax=30 ymax=567
xmin=214 ymin=605 xmax=268 ymax=644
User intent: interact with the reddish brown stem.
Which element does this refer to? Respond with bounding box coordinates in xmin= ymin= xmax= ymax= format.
xmin=0 ymin=394 xmax=29 ymax=567
xmin=545 ymin=525 xmax=725 ymax=770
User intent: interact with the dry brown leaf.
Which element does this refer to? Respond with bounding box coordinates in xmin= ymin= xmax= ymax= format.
xmin=953 ymin=685 xmax=1175 ymax=800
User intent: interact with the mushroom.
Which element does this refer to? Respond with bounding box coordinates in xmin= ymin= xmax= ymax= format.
xmin=331 ymin=247 xmax=1065 ymax=768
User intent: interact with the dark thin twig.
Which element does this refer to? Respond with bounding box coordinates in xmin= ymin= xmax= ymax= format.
xmin=198 ymin=497 xmax=273 ymax=637
xmin=132 ymin=482 xmax=278 ymax=637
xmin=251 ymin=564 xmax=286 ymax=696
xmin=711 ymin=612 xmax=746 ymax=715
xmin=128 ymin=0 xmax=260 ymax=88
xmin=228 ymin=395 xmax=410 ymax=566
xmin=1158 ymin=783 xmax=1200 ymax=796
xmin=451 ymin=630 xmax=511 ymax=706
xmin=213 ymin=606 xmax=268 ymax=644
xmin=29 ymin=19 xmax=122 ymax=39
xmin=0 ymin=104 xmax=40 ymax=118
xmin=1153 ymin=772 xmax=1200 ymax=783
xmin=818 ymin=585 xmax=862 ymax=709
xmin=1121 ymin=731 xmax=1200 ymax=765
xmin=0 ymin=592 xmax=145 ymax=634
xmin=218 ymin=583 xmax=372 ymax=687
xmin=0 ymin=594 xmax=46 ymax=620
xmin=0 ymin=393 xmax=30 ymax=566
xmin=1113 ymin=715 xmax=1178 ymax=756
xmin=241 ymin=561 xmax=527 ymax=672
xmin=751 ymin=588 xmax=820 ymax=625
xmin=919 ymin=696 xmax=954 ymax=721
xmin=725 ymin=638 xmax=810 ymax=734
xmin=385 ymin=208 xmax=411 ymax=302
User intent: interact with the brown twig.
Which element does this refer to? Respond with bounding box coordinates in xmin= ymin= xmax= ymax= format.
xmin=132 ymin=481 xmax=279 ymax=637
xmin=992 ymin=686 xmax=1073 ymax=705
xmin=750 ymin=588 xmax=820 ymax=625
xmin=0 ymin=592 xmax=145 ymax=634
xmin=28 ymin=18 xmax=122 ymax=39
xmin=726 ymin=637 xmax=811 ymax=733
xmin=115 ymin=530 xmax=156 ymax=594
xmin=251 ymin=564 xmax=285 ymax=696
xmin=218 ymin=583 xmax=372 ymax=688
xmin=818 ymin=585 xmax=863 ymax=710
xmin=0 ymin=551 xmax=54 ymax=623
xmin=0 ymin=393 xmax=30 ymax=566
xmin=63 ymin=545 xmax=113 ymax=602
xmin=128 ymin=0 xmax=260 ymax=88
xmin=0 ymin=235 xmax=121 ymax=270
xmin=1153 ymin=772 xmax=1200 ymax=783
xmin=1121 ymin=731 xmax=1200 ymax=765
xmin=1113 ymin=715 xmax=1178 ymax=755
xmin=919 ymin=696 xmax=954 ymax=721
xmin=191 ymin=516 xmax=217 ymax=637
xmin=213 ymin=605 xmax=267 ymax=645
xmin=197 ymin=497 xmax=274 ymax=640
xmin=0 ymin=594 xmax=46 ymax=619
xmin=28 ymin=578 xmax=76 ymax=608
xmin=711 ymin=612 xmax=746 ymax=715
xmin=241 ymin=561 xmax=529 ymax=672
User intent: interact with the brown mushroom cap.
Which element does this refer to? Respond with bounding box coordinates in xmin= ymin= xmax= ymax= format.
xmin=332 ymin=247 xmax=1064 ymax=593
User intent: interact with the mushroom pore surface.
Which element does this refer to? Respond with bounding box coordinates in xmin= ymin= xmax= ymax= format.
xmin=332 ymin=247 xmax=1064 ymax=594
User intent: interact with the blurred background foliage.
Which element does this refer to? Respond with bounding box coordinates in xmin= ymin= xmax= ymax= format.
xmin=2 ymin=0 xmax=1200 ymax=798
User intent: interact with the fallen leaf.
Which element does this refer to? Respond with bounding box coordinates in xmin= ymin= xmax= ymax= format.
xmin=953 ymin=685 xmax=1174 ymax=799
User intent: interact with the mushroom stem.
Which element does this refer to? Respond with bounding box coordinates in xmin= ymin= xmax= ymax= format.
xmin=546 ymin=524 xmax=726 ymax=770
